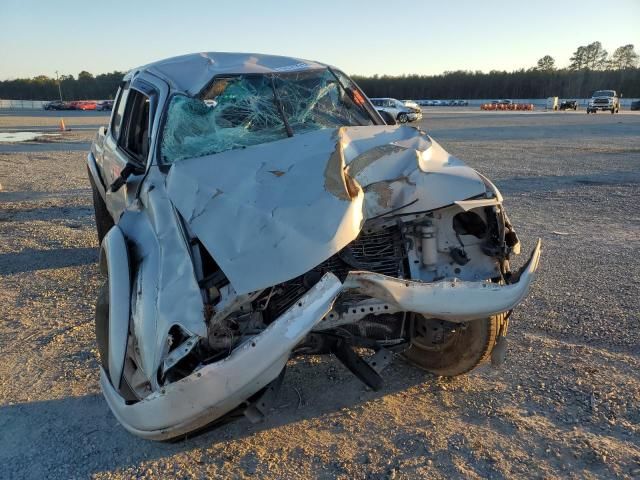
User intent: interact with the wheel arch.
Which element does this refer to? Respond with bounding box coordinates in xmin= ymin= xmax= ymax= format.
xmin=98 ymin=225 xmax=131 ymax=392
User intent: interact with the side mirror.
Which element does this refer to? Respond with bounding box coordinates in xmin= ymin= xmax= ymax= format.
xmin=110 ymin=162 xmax=145 ymax=192
xmin=378 ymin=110 xmax=397 ymax=125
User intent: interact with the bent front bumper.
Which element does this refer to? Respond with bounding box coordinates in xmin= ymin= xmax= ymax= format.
xmin=343 ymin=239 xmax=541 ymax=322
xmin=100 ymin=273 xmax=342 ymax=441
xmin=102 ymin=242 xmax=541 ymax=440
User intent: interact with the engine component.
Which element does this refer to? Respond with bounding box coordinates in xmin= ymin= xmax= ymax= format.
xmin=420 ymin=224 xmax=438 ymax=270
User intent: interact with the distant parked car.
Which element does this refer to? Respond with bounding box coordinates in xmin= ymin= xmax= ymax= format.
xmin=43 ymin=100 xmax=70 ymax=110
xmin=559 ymin=100 xmax=578 ymax=111
xmin=77 ymin=101 xmax=97 ymax=111
xmin=96 ymin=100 xmax=114 ymax=111
xmin=370 ymin=97 xmax=422 ymax=123
xmin=68 ymin=100 xmax=97 ymax=111
xmin=631 ymin=100 xmax=640 ymax=111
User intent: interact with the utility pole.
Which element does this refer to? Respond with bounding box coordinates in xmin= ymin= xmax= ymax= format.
xmin=55 ymin=71 xmax=63 ymax=102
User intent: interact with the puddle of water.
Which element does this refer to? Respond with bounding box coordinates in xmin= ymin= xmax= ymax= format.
xmin=0 ymin=132 xmax=61 ymax=143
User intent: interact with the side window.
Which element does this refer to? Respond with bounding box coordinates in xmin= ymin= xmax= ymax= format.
xmin=119 ymin=89 xmax=151 ymax=164
xmin=111 ymin=84 xmax=130 ymax=140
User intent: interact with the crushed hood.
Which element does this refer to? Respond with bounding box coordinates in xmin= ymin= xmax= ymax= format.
xmin=166 ymin=125 xmax=486 ymax=294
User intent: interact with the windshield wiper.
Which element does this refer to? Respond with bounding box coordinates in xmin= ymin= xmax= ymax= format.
xmin=270 ymin=75 xmax=294 ymax=137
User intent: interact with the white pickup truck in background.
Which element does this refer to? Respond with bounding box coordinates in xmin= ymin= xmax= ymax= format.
xmin=587 ymin=90 xmax=620 ymax=114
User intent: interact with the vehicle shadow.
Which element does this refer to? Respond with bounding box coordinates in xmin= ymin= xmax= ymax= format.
xmin=0 ymin=205 xmax=94 ymax=223
xmin=0 ymin=247 xmax=98 ymax=275
xmin=0 ymin=357 xmax=436 ymax=477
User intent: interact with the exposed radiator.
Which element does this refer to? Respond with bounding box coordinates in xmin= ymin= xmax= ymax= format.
xmin=262 ymin=225 xmax=406 ymax=321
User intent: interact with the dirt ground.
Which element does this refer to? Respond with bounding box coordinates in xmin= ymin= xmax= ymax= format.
xmin=1 ymin=109 xmax=639 ymax=479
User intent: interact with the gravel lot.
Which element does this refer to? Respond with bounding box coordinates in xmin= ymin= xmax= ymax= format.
xmin=1 ymin=109 xmax=639 ymax=479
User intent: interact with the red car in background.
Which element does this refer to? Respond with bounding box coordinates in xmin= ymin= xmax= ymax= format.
xmin=69 ymin=100 xmax=97 ymax=110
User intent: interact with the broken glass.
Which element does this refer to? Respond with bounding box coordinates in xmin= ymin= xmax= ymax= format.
xmin=160 ymin=69 xmax=375 ymax=164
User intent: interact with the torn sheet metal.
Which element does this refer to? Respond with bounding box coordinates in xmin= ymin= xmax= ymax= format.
xmin=339 ymin=128 xmax=486 ymax=218
xmin=343 ymin=239 xmax=542 ymax=322
xmin=167 ymin=125 xmax=486 ymax=295
xmin=118 ymin=177 xmax=207 ymax=385
xmin=100 ymin=272 xmax=341 ymax=440
xmin=455 ymin=198 xmax=502 ymax=211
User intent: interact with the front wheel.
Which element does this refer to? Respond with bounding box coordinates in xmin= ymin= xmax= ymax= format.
xmin=397 ymin=112 xmax=408 ymax=123
xmin=404 ymin=313 xmax=505 ymax=377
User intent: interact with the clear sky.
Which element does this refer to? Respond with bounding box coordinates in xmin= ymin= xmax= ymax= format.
xmin=1 ymin=0 xmax=638 ymax=80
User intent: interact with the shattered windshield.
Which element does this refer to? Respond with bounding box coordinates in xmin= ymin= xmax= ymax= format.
xmin=161 ymin=69 xmax=375 ymax=163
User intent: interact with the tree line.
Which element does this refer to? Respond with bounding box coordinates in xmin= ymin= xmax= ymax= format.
xmin=353 ymin=68 xmax=640 ymax=100
xmin=0 ymin=71 xmax=124 ymax=101
xmin=354 ymin=42 xmax=639 ymax=100
xmin=0 ymin=42 xmax=638 ymax=101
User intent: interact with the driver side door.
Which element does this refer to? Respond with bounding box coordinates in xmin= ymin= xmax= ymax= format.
xmin=102 ymin=85 xmax=153 ymax=221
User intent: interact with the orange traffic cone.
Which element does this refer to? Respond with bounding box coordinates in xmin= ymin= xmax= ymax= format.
xmin=59 ymin=118 xmax=66 ymax=132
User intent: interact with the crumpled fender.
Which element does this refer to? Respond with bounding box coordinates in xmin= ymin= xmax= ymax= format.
xmin=117 ymin=181 xmax=207 ymax=387
xmin=343 ymin=239 xmax=542 ymax=322
xmin=100 ymin=272 xmax=342 ymax=440
xmin=99 ymin=226 xmax=130 ymax=390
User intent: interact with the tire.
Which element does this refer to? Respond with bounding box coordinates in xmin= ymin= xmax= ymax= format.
xmin=397 ymin=113 xmax=408 ymax=123
xmin=404 ymin=313 xmax=506 ymax=377
xmin=88 ymin=168 xmax=114 ymax=244
xmin=95 ymin=280 xmax=110 ymax=374
xmin=611 ymin=108 xmax=615 ymax=114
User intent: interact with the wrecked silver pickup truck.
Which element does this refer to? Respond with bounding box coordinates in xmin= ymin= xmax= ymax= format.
xmin=87 ymin=52 xmax=541 ymax=440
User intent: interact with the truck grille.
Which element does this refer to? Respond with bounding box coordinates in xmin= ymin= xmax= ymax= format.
xmin=262 ymin=226 xmax=406 ymax=321
xmin=594 ymin=98 xmax=610 ymax=104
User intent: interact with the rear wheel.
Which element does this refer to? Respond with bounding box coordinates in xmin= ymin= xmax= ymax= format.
xmin=88 ymin=169 xmax=114 ymax=244
xmin=404 ymin=313 xmax=505 ymax=377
